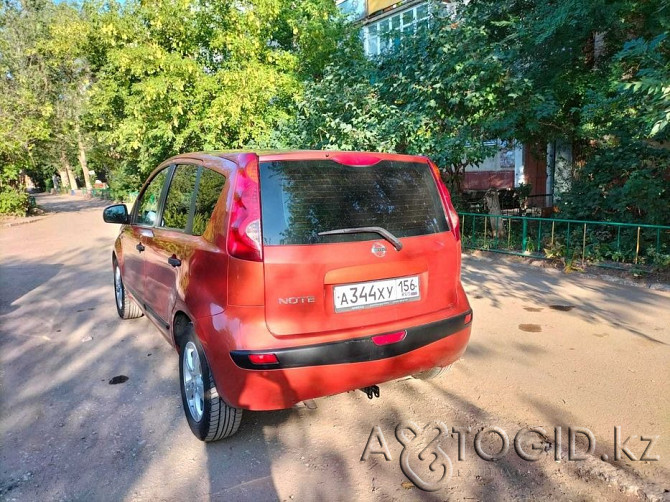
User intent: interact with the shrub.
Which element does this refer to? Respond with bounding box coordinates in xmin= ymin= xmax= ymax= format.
xmin=0 ymin=187 xmax=30 ymax=216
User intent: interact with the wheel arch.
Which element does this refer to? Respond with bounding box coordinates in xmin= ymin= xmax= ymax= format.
xmin=173 ymin=311 xmax=192 ymax=352
xmin=112 ymin=250 xmax=124 ymax=276
xmin=112 ymin=237 xmax=124 ymax=269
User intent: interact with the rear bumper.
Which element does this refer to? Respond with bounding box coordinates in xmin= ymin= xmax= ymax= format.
xmin=230 ymin=311 xmax=471 ymax=370
xmin=199 ymin=310 xmax=472 ymax=410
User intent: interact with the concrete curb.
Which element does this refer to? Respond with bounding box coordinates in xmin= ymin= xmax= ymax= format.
xmin=1 ymin=214 xmax=53 ymax=228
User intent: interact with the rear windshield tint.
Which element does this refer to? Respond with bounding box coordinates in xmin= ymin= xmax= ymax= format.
xmin=259 ymin=159 xmax=448 ymax=246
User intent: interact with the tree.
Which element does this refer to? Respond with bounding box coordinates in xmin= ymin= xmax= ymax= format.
xmin=0 ymin=0 xmax=55 ymax=212
xmin=84 ymin=0 xmax=346 ymax=197
xmin=1 ymin=0 xmax=97 ymax=200
xmin=284 ymin=6 xmax=512 ymax=193
xmin=0 ymin=0 xmax=348 ymax=210
xmin=287 ymin=0 xmax=669 ymax=223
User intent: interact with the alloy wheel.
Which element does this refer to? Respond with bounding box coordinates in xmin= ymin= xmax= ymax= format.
xmin=183 ymin=341 xmax=205 ymax=422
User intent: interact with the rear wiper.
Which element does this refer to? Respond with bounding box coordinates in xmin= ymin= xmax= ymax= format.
xmin=318 ymin=226 xmax=403 ymax=252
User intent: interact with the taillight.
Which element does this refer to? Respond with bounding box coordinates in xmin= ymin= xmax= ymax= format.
xmin=227 ymin=157 xmax=263 ymax=261
xmin=428 ymin=160 xmax=461 ymax=241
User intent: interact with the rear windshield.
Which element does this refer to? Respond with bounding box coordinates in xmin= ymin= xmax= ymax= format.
xmin=259 ymin=159 xmax=448 ymax=246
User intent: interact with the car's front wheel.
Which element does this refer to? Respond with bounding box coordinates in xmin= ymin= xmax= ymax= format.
xmin=113 ymin=259 xmax=143 ymax=319
xmin=179 ymin=327 xmax=242 ymax=441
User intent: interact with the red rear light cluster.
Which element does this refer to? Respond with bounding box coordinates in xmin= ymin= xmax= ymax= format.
xmin=227 ymin=157 xmax=263 ymax=261
xmin=428 ymin=160 xmax=461 ymax=241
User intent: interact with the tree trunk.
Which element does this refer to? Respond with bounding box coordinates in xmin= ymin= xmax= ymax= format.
xmin=446 ymin=162 xmax=466 ymax=196
xmin=484 ymin=188 xmax=505 ymax=238
xmin=61 ymin=150 xmax=78 ymax=190
xmin=77 ymin=131 xmax=92 ymax=190
xmin=58 ymin=169 xmax=70 ymax=190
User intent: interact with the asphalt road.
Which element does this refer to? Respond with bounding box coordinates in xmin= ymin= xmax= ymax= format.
xmin=1 ymin=194 xmax=669 ymax=501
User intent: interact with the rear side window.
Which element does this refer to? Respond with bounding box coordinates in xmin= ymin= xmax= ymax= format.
xmin=192 ymin=168 xmax=226 ymax=236
xmin=259 ymin=159 xmax=448 ymax=245
xmin=161 ymin=165 xmax=198 ymax=231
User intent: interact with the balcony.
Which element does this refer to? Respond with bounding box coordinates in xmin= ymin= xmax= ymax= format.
xmin=336 ymin=0 xmax=403 ymax=21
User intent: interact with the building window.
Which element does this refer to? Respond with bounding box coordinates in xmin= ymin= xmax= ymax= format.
xmin=336 ymin=0 xmax=366 ymax=20
xmin=363 ymin=3 xmax=431 ymax=56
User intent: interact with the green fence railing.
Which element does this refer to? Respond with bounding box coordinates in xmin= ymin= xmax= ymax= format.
xmin=80 ymin=187 xmax=139 ymax=204
xmin=460 ymin=212 xmax=670 ymax=269
xmin=80 ymin=187 xmax=113 ymax=199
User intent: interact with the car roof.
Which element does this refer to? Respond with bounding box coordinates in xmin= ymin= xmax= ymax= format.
xmin=161 ymin=150 xmax=431 ymax=166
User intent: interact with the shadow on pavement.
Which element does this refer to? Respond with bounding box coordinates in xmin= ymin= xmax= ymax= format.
xmin=462 ymin=253 xmax=669 ymax=345
xmin=0 ymin=262 xmax=63 ymax=315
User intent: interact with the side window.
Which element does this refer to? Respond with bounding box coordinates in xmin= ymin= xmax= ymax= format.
xmin=135 ymin=169 xmax=168 ymax=226
xmin=192 ymin=168 xmax=226 ymax=236
xmin=160 ymin=165 xmax=198 ymax=231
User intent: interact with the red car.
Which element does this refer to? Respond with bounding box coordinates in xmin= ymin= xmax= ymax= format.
xmin=103 ymin=150 xmax=472 ymax=441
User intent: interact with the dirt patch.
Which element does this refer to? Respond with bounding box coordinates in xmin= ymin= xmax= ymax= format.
xmin=518 ymin=324 xmax=542 ymax=332
xmin=523 ymin=307 xmax=543 ymax=312
xmin=549 ymin=305 xmax=575 ymax=312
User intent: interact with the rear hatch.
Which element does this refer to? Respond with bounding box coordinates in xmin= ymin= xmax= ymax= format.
xmin=259 ymin=153 xmax=461 ymax=337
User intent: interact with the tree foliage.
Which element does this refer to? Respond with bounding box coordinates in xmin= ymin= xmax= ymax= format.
xmin=287 ymin=0 xmax=669 ymax=222
xmin=1 ymin=0 xmax=668 ymax=224
xmin=0 ymin=0 xmax=345 ymax=207
xmin=281 ymin=11 xmax=509 ymax=193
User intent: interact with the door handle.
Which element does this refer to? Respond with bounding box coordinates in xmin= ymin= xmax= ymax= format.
xmin=168 ymin=256 xmax=181 ymax=268
xmin=136 ymin=243 xmax=145 ymax=253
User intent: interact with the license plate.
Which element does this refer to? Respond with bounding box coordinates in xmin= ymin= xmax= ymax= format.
xmin=334 ymin=276 xmax=420 ymax=313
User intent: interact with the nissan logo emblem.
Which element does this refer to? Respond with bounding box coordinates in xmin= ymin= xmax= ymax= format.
xmin=371 ymin=242 xmax=387 ymax=257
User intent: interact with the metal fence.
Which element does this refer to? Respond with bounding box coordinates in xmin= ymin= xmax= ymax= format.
xmin=80 ymin=188 xmax=112 ymax=199
xmin=459 ymin=212 xmax=670 ymax=269
xmin=64 ymin=187 xmax=139 ymax=203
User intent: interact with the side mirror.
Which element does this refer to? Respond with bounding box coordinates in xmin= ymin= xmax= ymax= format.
xmin=103 ymin=204 xmax=129 ymax=224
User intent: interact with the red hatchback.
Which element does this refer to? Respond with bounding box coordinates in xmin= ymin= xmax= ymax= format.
xmin=103 ymin=150 xmax=472 ymax=441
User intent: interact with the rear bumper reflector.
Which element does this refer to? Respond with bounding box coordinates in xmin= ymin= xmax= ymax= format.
xmin=248 ymin=353 xmax=279 ymax=365
xmin=230 ymin=310 xmax=472 ymax=370
xmin=372 ymin=330 xmax=406 ymax=346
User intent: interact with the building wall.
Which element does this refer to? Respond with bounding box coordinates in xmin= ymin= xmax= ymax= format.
xmin=463 ymin=170 xmax=514 ymax=190
xmin=463 ymin=141 xmax=516 ymax=191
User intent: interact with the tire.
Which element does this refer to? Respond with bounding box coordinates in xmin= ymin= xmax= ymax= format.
xmin=113 ymin=259 xmax=143 ymax=319
xmin=179 ymin=326 xmax=242 ymax=441
xmin=412 ymin=365 xmax=451 ymax=380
